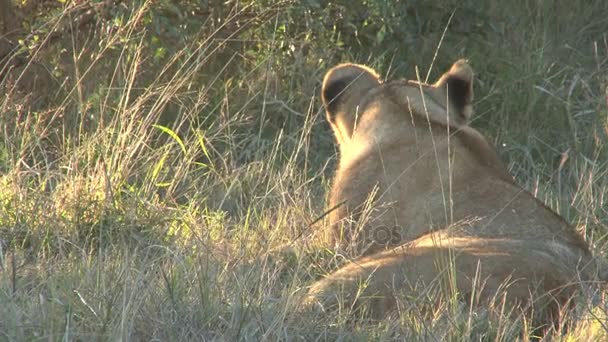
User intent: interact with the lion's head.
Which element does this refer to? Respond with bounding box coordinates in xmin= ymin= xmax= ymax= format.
xmin=322 ymin=59 xmax=474 ymax=147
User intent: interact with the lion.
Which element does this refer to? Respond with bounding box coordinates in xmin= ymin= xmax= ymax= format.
xmin=306 ymin=60 xmax=606 ymax=330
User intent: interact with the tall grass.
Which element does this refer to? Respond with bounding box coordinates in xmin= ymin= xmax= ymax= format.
xmin=0 ymin=1 xmax=607 ymax=340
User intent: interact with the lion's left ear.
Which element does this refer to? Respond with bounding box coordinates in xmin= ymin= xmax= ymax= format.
xmin=434 ymin=59 xmax=474 ymax=123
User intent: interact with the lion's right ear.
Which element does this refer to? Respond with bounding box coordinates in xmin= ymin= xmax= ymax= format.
xmin=322 ymin=64 xmax=381 ymax=144
xmin=433 ymin=60 xmax=474 ymax=124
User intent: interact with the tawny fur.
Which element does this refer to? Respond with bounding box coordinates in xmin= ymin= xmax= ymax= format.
xmin=306 ymin=60 xmax=606 ymax=327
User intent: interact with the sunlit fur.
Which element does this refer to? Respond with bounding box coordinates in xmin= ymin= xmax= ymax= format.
xmin=307 ymin=60 xmax=607 ymax=329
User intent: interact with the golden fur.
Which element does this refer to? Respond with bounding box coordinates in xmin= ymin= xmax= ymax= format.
xmin=307 ymin=60 xmax=606 ymax=326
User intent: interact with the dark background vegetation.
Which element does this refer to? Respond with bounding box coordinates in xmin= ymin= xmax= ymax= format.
xmin=3 ymin=1 xmax=607 ymax=156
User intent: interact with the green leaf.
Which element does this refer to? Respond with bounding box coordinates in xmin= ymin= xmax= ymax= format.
xmin=153 ymin=124 xmax=186 ymax=155
xmin=151 ymin=151 xmax=168 ymax=181
xmin=376 ymin=25 xmax=387 ymax=44
xmin=194 ymin=129 xmax=212 ymax=165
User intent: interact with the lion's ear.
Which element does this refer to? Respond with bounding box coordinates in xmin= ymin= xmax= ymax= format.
xmin=434 ymin=59 xmax=474 ymax=123
xmin=322 ymin=64 xmax=381 ymax=144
